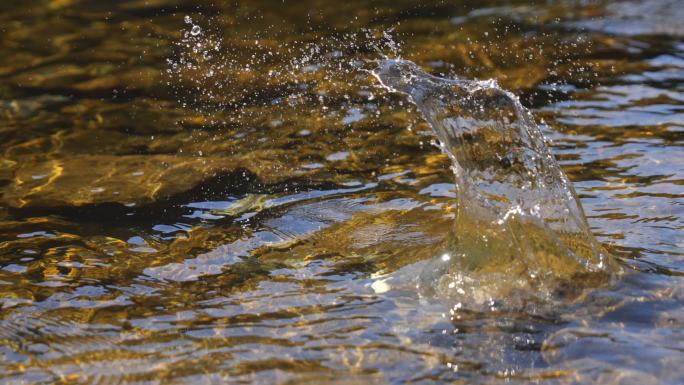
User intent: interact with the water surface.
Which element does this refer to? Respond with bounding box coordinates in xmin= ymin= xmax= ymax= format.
xmin=0 ymin=1 xmax=683 ymax=384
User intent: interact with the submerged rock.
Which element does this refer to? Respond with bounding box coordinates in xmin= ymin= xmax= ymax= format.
xmin=0 ymin=154 xmax=285 ymax=209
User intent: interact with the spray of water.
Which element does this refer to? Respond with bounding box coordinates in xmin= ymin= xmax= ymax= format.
xmin=166 ymin=18 xmax=403 ymax=121
xmin=373 ymin=59 xmax=618 ymax=311
xmin=165 ymin=17 xmax=617 ymax=312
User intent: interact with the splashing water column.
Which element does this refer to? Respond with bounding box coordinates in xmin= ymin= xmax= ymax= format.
xmin=374 ymin=60 xmax=617 ymax=307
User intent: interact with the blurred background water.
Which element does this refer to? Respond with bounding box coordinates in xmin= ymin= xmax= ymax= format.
xmin=0 ymin=1 xmax=682 ymax=384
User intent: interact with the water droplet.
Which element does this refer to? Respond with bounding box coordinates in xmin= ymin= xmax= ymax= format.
xmin=191 ymin=25 xmax=201 ymax=36
xmin=184 ymin=15 xmax=192 ymax=24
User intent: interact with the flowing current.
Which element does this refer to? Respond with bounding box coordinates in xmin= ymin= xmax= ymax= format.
xmin=373 ymin=60 xmax=618 ymax=308
xmin=4 ymin=1 xmax=684 ymax=383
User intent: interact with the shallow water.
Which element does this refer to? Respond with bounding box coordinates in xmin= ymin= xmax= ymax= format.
xmin=0 ymin=1 xmax=683 ymax=384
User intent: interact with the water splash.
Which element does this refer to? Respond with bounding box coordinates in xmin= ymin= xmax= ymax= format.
xmin=373 ymin=59 xmax=618 ymax=309
xmin=165 ymin=18 xmax=403 ymax=122
xmin=165 ymin=15 xmax=618 ymax=310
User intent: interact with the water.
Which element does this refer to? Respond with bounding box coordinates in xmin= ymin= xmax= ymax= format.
xmin=0 ymin=1 xmax=683 ymax=384
xmin=373 ymin=59 xmax=615 ymax=308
